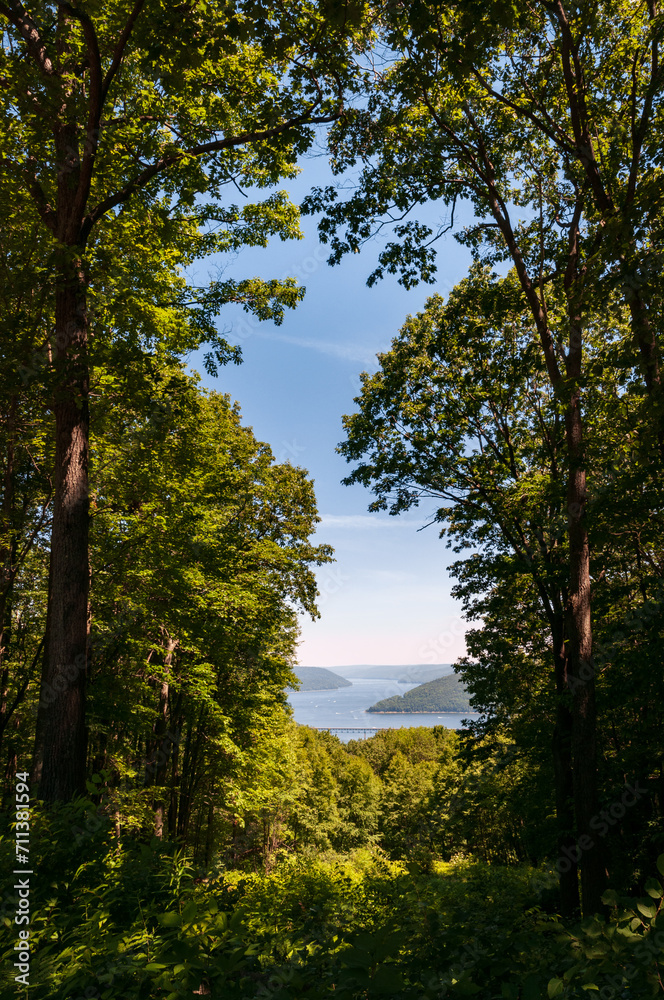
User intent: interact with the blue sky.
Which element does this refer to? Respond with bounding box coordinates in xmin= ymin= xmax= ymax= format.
xmin=190 ymin=156 xmax=475 ymax=666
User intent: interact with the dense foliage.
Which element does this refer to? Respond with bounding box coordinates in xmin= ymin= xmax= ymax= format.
xmin=2 ymin=0 xmax=664 ymax=996
xmin=312 ymin=0 xmax=664 ymax=917
xmin=340 ymin=267 xmax=664 ymax=913
xmin=3 ymin=726 xmax=664 ymax=998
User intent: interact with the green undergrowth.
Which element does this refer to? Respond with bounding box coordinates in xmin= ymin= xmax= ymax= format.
xmin=1 ymin=801 xmax=664 ymax=998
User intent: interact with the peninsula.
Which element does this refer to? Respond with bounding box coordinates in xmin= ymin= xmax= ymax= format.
xmin=291 ymin=667 xmax=353 ymax=692
xmin=367 ymin=673 xmax=471 ymax=713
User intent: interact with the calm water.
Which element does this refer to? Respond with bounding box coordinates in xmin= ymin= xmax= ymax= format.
xmin=288 ymin=677 xmax=475 ymax=742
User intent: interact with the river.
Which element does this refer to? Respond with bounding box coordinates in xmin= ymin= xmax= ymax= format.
xmin=287 ymin=677 xmax=475 ymax=742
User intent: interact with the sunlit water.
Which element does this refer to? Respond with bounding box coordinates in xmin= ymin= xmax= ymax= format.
xmin=287 ymin=677 xmax=476 ymax=742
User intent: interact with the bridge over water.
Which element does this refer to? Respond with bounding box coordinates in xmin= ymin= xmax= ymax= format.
xmin=312 ymin=726 xmax=387 ymax=737
xmin=309 ymin=725 xmax=466 ymax=739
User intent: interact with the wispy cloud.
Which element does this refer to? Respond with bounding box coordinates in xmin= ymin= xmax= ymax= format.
xmin=318 ymin=514 xmax=425 ymax=531
xmin=252 ymin=329 xmax=383 ymax=366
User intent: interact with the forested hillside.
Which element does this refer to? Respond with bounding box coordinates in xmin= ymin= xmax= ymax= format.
xmin=2 ymin=1 xmax=664 ymax=998
xmin=338 ymin=664 xmax=453 ymax=682
xmin=292 ymin=667 xmax=353 ymax=691
xmin=367 ymin=674 xmax=471 ymax=713
xmin=3 ymin=724 xmax=664 ymax=997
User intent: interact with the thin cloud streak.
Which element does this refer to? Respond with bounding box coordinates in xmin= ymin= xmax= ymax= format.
xmin=318 ymin=514 xmax=427 ymax=530
xmin=252 ymin=328 xmax=384 ymax=365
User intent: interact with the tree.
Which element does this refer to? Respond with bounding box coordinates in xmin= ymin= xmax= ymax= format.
xmin=339 ymin=264 xmax=656 ymax=913
xmin=84 ymin=362 xmax=332 ymax=842
xmin=340 ymin=268 xmax=579 ymax=909
xmin=0 ymin=0 xmax=367 ymax=801
xmin=0 ymin=188 xmax=53 ymax=786
xmin=308 ymin=0 xmax=664 ymax=912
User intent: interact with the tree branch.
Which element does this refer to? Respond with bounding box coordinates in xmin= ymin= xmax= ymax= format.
xmin=0 ymin=633 xmax=45 ymax=736
xmin=57 ymin=3 xmax=104 ymax=221
xmin=552 ymin=0 xmax=614 ymax=215
xmin=102 ymin=0 xmax=147 ymax=101
xmin=81 ymin=104 xmax=342 ymax=240
xmin=0 ymin=157 xmax=57 ymax=231
xmin=0 ymin=1 xmax=56 ymax=76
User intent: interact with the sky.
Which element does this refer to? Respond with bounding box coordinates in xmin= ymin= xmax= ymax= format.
xmin=190 ymin=155 xmax=476 ymax=666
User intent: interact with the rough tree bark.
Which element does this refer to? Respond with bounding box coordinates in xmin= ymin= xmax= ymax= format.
xmin=33 ymin=262 xmax=90 ymax=801
xmin=552 ymin=625 xmax=580 ymax=918
xmin=564 ymin=390 xmax=603 ymax=915
xmin=0 ymin=426 xmax=16 ymax=760
xmin=148 ymin=634 xmax=177 ymax=839
xmin=487 ymin=187 xmax=604 ymax=912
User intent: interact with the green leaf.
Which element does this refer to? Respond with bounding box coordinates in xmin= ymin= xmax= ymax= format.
xmin=523 ymin=976 xmax=543 ymax=1000
xmin=370 ymin=966 xmax=405 ymax=994
xmin=645 ymin=878 xmax=662 ymax=899
xmin=451 ymin=981 xmax=482 ymax=996
xmin=547 ymin=979 xmax=565 ymax=998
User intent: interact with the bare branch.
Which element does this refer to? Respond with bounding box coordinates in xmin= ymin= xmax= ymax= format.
xmin=102 ymin=0 xmax=147 ymax=101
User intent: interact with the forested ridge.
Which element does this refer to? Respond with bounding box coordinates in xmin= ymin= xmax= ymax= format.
xmin=293 ymin=668 xmax=353 ymax=691
xmin=367 ymin=675 xmax=471 ymax=714
xmin=2 ymin=1 xmax=664 ymax=998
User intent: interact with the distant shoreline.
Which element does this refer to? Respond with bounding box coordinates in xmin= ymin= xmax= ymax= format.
xmin=367 ymin=710 xmax=480 ymax=715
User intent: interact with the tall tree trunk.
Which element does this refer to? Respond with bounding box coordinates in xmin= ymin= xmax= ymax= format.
xmin=204 ymin=798 xmax=215 ymax=870
xmin=565 ymin=383 xmax=604 ymax=915
xmin=34 ymin=267 xmax=90 ymax=802
xmin=0 ymin=414 xmax=16 ymax=759
xmin=150 ymin=635 xmax=176 ymax=839
xmin=177 ymin=706 xmax=206 ymax=840
xmin=177 ymin=723 xmax=194 ymax=839
xmin=152 ymin=678 xmax=170 ymax=841
xmin=485 ymin=171 xmax=604 ymax=909
xmin=551 ymin=623 xmax=579 ymax=918
xmin=168 ymin=705 xmax=183 ymax=839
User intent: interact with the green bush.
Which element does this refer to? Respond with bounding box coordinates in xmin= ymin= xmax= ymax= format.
xmin=3 ymin=801 xmax=664 ymax=999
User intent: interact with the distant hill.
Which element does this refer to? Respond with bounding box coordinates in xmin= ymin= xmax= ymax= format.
xmin=290 ymin=667 xmax=353 ymax=692
xmin=367 ymin=673 xmax=471 ymax=713
xmin=328 ymin=664 xmax=454 ymax=683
